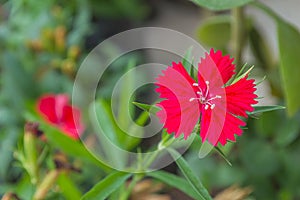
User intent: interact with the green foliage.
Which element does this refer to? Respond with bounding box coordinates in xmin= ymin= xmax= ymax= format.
xmin=277 ymin=21 xmax=300 ymax=116
xmin=248 ymin=25 xmax=275 ymax=70
xmin=81 ymin=171 xmax=131 ymax=200
xmin=148 ymin=170 xmax=203 ymax=199
xmin=196 ymin=15 xmax=231 ymax=49
xmin=240 ymin=140 xmax=279 ymax=176
xmin=0 ymin=0 xmax=91 ymax=186
xmin=57 ymin=172 xmax=82 ymax=200
xmin=182 ymin=46 xmax=194 ymax=74
xmin=89 ymin=0 xmax=149 ymax=20
xmin=43 ymin=126 xmax=105 ymax=168
xmin=26 ymin=112 xmax=111 ymax=172
xmin=191 ymin=0 xmax=253 ymax=11
xmin=253 ymin=2 xmax=300 ymax=116
xmin=169 ymin=149 xmax=212 ymax=200
xmin=132 ymin=102 xmax=160 ymax=115
xmin=1 ymin=0 xmax=300 ymax=199
xmin=249 ymin=105 xmax=286 ymax=115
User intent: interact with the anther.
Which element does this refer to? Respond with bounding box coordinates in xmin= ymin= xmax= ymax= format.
xmin=207 ymin=95 xmax=222 ymax=101
xmin=192 ymin=83 xmax=199 ymax=87
xmin=189 ymin=98 xmax=195 ymax=102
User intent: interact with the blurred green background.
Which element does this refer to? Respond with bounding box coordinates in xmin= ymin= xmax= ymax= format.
xmin=1 ymin=0 xmax=300 ymax=199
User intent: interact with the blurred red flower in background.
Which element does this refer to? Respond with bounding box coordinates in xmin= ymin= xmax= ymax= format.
xmin=155 ymin=49 xmax=257 ymax=145
xmin=36 ymin=94 xmax=84 ymax=140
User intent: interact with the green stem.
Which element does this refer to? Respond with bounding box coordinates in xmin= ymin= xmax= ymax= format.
xmin=24 ymin=131 xmax=38 ymax=184
xmin=143 ymin=149 xmax=161 ymax=170
xmin=231 ymin=7 xmax=246 ymax=69
xmin=33 ymin=170 xmax=60 ymax=200
xmin=119 ymin=135 xmax=175 ymax=199
xmin=119 ymin=174 xmax=143 ymax=200
xmin=143 ymin=137 xmax=175 ymax=170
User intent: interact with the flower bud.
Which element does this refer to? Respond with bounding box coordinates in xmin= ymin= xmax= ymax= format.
xmin=24 ymin=122 xmax=39 ymax=184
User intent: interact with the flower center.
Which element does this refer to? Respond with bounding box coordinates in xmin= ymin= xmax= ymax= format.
xmin=189 ymin=81 xmax=221 ymax=110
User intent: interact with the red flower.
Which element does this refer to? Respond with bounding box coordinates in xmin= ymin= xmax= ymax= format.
xmin=155 ymin=49 xmax=257 ymax=145
xmin=36 ymin=94 xmax=84 ymax=140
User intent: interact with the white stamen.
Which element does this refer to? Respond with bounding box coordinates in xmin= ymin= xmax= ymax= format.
xmin=190 ymin=81 xmax=220 ymax=110
xmin=205 ymin=81 xmax=209 ymax=98
xmin=189 ymin=98 xmax=195 ymax=102
xmin=205 ymin=104 xmax=209 ymax=110
xmin=207 ymin=95 xmax=222 ymax=102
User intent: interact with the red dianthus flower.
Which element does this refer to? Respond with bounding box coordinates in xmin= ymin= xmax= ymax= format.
xmin=36 ymin=94 xmax=84 ymax=140
xmin=155 ymin=49 xmax=257 ymax=145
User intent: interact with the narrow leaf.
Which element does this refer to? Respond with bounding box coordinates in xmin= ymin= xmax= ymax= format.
xmin=231 ymin=65 xmax=254 ymax=85
xmin=214 ymin=146 xmax=232 ymax=166
xmin=43 ymin=125 xmax=111 ymax=172
xmin=132 ymin=102 xmax=160 ymax=115
xmin=168 ymin=148 xmax=212 ymax=200
xmin=148 ymin=171 xmax=203 ymax=199
xmin=25 ymin=111 xmax=111 ymax=172
xmin=255 ymin=76 xmax=266 ymax=86
xmin=249 ymin=26 xmax=274 ymax=69
xmin=182 ymin=47 xmax=193 ymax=73
xmin=191 ymin=0 xmax=253 ymax=11
xmin=253 ymin=2 xmax=300 ymax=116
xmin=248 ymin=105 xmax=285 ymax=115
xmin=57 ymin=172 xmax=82 ymax=200
xmin=81 ymin=172 xmax=131 ymax=200
xmin=91 ymin=100 xmax=127 ymax=167
xmin=277 ymin=21 xmax=300 ymax=116
xmin=118 ymin=59 xmax=136 ymax=130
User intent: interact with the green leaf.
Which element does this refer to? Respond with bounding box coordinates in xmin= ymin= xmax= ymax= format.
xmin=68 ymin=0 xmax=91 ymax=45
xmin=214 ymin=146 xmax=232 ymax=166
xmin=168 ymin=149 xmax=212 ymax=200
xmin=230 ymin=65 xmax=254 ymax=85
xmin=148 ymin=171 xmax=203 ymax=199
xmin=249 ymin=26 xmax=274 ymax=69
xmin=253 ymin=2 xmax=300 ymax=116
xmin=182 ymin=47 xmax=194 ymax=73
xmin=248 ymin=105 xmax=285 ymax=115
xmin=127 ymin=110 xmax=149 ymax=140
xmin=57 ymin=172 xmax=82 ymax=200
xmin=277 ymin=22 xmax=300 ymax=116
xmin=24 ymin=112 xmax=111 ymax=172
xmin=94 ymin=100 xmax=119 ymax=145
xmin=81 ymin=171 xmax=131 ymax=200
xmin=191 ymin=0 xmax=253 ymax=11
xmin=132 ymin=102 xmax=160 ymax=115
xmin=240 ymin=140 xmax=279 ymax=176
xmin=117 ymin=59 xmax=136 ymax=131
xmin=275 ymin=114 xmax=300 ymax=147
xmin=0 ymin=127 xmax=19 ymax=179
xmin=196 ymin=15 xmax=231 ymax=48
xmin=92 ymin=100 xmax=127 ymax=167
xmin=9 ymin=173 xmax=34 ymax=200
xmin=95 ymin=98 xmax=140 ymax=151
xmin=44 ymin=125 xmax=111 ymax=172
